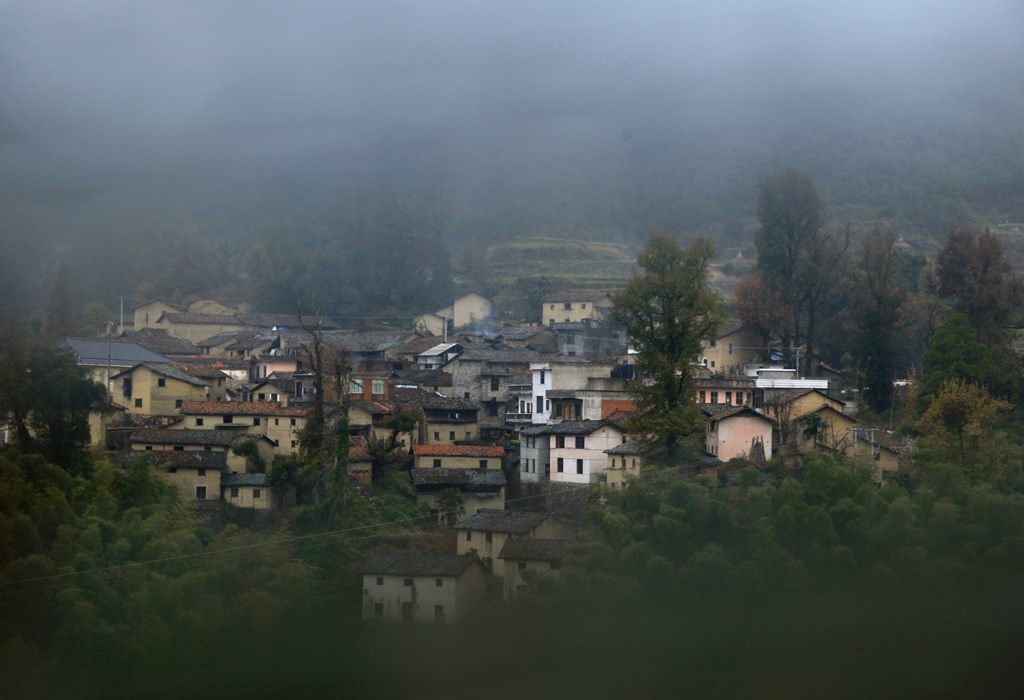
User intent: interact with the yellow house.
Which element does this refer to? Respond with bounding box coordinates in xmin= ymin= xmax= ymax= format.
xmin=362 ymin=552 xmax=488 ymax=624
xmin=111 ymin=363 xmax=210 ymax=416
xmin=154 ymin=312 xmax=248 ymax=343
xmin=605 ymin=437 xmax=658 ymax=490
xmin=765 ymin=389 xmax=845 ymax=444
xmin=222 ymin=473 xmax=294 ymax=509
xmin=133 ymin=299 xmax=187 ymax=329
xmin=411 ymin=445 xmax=504 ymax=470
xmin=453 ymin=509 xmax=577 ymax=578
xmin=410 ymin=468 xmax=507 ymax=522
xmin=497 ymin=538 xmax=572 ymax=601
xmin=109 ymin=449 xmax=226 ymax=502
xmin=699 ymin=322 xmax=763 ymax=376
xmin=541 ymin=292 xmax=613 ymax=325
xmin=129 ymin=428 xmax=276 ymax=474
xmin=177 ymin=401 xmax=309 ymax=457
xmin=793 ymin=404 xmax=858 ymax=456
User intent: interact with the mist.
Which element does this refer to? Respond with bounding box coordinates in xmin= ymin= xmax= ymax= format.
xmin=2 ymin=1 xmax=1023 ymax=314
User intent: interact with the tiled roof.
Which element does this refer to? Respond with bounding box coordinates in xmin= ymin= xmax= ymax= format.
xmin=456 ymin=346 xmax=550 ymax=363
xmin=52 ymin=337 xmax=172 ymax=367
xmin=390 ymin=387 xmax=478 ymax=411
xmin=129 ymin=429 xmax=269 ymax=447
xmin=362 ymin=552 xmax=480 ymax=577
xmin=410 ymin=468 xmax=507 ymax=487
xmin=179 ymin=401 xmax=309 ymax=417
xmin=111 ymin=362 xmax=210 ymax=387
xmin=544 ymin=420 xmax=610 ymax=436
xmin=498 ymin=538 xmax=573 ymax=561
xmin=764 ymin=388 xmax=844 ymax=406
xmin=172 ymin=356 xmax=248 ymax=370
xmin=412 ymin=445 xmax=505 ymax=458
xmin=349 ymin=436 xmax=371 ymax=462
xmin=134 ymin=337 xmax=198 ymax=355
xmin=106 ymin=450 xmax=227 ymax=469
xmin=132 ymin=298 xmax=187 ymax=312
xmin=174 ymin=363 xmax=230 ymax=381
xmin=601 ymin=400 xmax=636 ymax=419
xmin=222 ymin=473 xmax=270 ymax=487
xmin=234 ymin=313 xmax=338 ymax=330
xmin=452 ymin=509 xmax=553 ymax=534
xmin=391 ymin=369 xmax=454 ymax=387
xmin=321 ymin=330 xmax=408 ymax=353
xmin=703 ymin=405 xmax=772 ymax=423
xmin=605 ymin=437 xmax=660 ymax=455
xmin=714 ymin=321 xmax=746 ymax=339
xmin=495 ymin=326 xmax=551 ymax=340
xmin=159 ymin=313 xmax=244 ymax=325
xmin=544 ymin=291 xmax=612 ymax=303
xmin=350 ymin=399 xmax=395 ymax=416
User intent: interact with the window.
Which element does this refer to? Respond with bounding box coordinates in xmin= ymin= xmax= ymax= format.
xmin=374 ymin=603 xmax=383 ymax=617
xmin=231 ymin=488 xmax=239 ymax=497
xmin=290 ymin=419 xmax=296 ymax=426
xmin=434 ymin=431 xmax=440 ymax=441
xmin=466 ymin=431 xmax=472 ymax=439
xmin=195 ymin=485 xmax=207 ymax=500
xmin=488 ymin=404 xmax=498 ymax=417
xmin=479 ymin=460 xmax=487 ymax=469
xmin=254 ymin=417 xmax=261 ymax=426
xmin=175 ymin=399 xmax=183 ymax=408
xmin=275 ymin=419 xmax=279 ymax=426
xmin=173 ymin=446 xmax=184 ymax=452
xmin=223 ymin=415 xmax=233 ymax=424
xmin=710 ymin=361 xmax=716 ymax=368
xmin=576 ymin=459 xmax=583 ymax=474
xmin=204 ymin=447 xmax=211 ymax=451
xmin=485 ymin=532 xmax=492 ymax=544
xmin=519 ymin=562 xmax=527 ymax=570
xmin=556 ymin=436 xmax=565 ymax=449
xmin=196 ymin=418 xmax=204 ymax=426
xmin=575 ymin=436 xmax=585 ymax=449
xmin=564 ymin=302 xmax=571 ymax=310
xmin=449 ymin=431 xmax=455 ymax=440
xmin=466 ymin=531 xmax=471 ymax=542
xmin=725 ymin=391 xmax=732 ymax=405
xmin=377 ymin=577 xmax=384 ymax=586
xmin=709 ymin=340 xmax=716 ymax=348
xmin=198 ymin=468 xmax=206 ymax=476
xmin=403 ymin=578 xmax=413 ymax=587
xmin=253 ymin=489 xmax=261 ymax=499
xmin=490 ymin=377 xmax=500 ymax=391
xmin=258 ymin=393 xmax=265 ymax=401
xmin=433 ymin=459 xmax=442 ymax=468
xmin=582 ymin=303 xmax=587 ymax=309
xmin=271 ymin=394 xmax=279 ymax=402
xmin=145 ymin=445 xmax=153 ymax=451
xmin=134 ymin=399 xmax=142 ymax=408
xmin=550 ymin=304 xmax=554 ymax=310
xmin=710 ymin=391 xmax=718 ymax=404
xmin=434 ymin=605 xmax=444 ymax=620
xmin=539 ymin=370 xmax=546 ymax=384
xmin=464 ymin=392 xmax=470 ymax=399
xmin=557 ymin=458 xmax=564 ymax=472
xmin=729 ymin=342 xmax=733 ymax=355
xmin=699 ymin=391 xmax=706 ymax=403
xmin=291 ymin=440 xmax=297 ymax=448
xmin=549 ymin=319 xmax=555 ymax=325
xmin=350 ymin=378 xmax=364 ymax=394
xmin=157 ymin=378 xmax=166 ymax=387
xmin=372 ymin=379 xmax=385 ymax=395
xmin=523 ymin=462 xmax=529 ymax=472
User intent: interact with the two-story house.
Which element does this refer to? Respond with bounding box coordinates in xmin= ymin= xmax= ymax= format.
xmin=453 ymin=509 xmax=576 ymax=578
xmin=411 ymin=445 xmax=504 ymax=470
xmin=177 ymin=401 xmax=309 ymax=456
xmin=410 ymin=468 xmax=507 ymax=522
xmin=546 ymin=419 xmax=625 ymax=485
xmin=110 ymin=363 xmax=212 ymax=416
xmin=362 ymin=552 xmax=488 ymax=624
xmin=541 ymin=292 xmax=613 ymax=326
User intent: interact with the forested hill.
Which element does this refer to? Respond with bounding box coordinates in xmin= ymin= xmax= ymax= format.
xmin=2 ymin=84 xmax=1023 ymax=320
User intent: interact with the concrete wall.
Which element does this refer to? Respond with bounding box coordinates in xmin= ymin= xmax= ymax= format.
xmin=549 ymin=425 xmax=624 ymax=484
xmin=362 ymin=567 xmax=487 ymax=624
xmin=117 ymin=366 xmax=208 ymax=416
xmin=710 ymin=414 xmax=773 ymax=461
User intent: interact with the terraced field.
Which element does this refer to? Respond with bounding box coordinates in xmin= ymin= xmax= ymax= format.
xmin=486 ymin=237 xmax=636 ymax=292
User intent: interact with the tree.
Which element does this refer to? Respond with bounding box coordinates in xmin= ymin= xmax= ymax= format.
xmin=436 ymin=488 xmax=466 ymax=527
xmin=734 ymin=270 xmax=793 ymax=352
xmin=920 ymin=313 xmax=1000 ymax=401
xmin=42 ymin=262 xmax=78 ymax=341
xmin=916 ymin=377 xmax=1010 ymax=476
xmin=612 ymin=233 xmax=721 ymax=458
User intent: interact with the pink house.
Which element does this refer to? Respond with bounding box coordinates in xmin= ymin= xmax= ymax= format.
xmin=702 ymin=405 xmax=773 ymax=462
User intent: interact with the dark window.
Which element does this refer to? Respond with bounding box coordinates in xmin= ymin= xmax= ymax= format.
xmin=557 ymin=458 xmax=564 ymax=472
xmin=196 ymin=418 xmax=204 ymax=426
xmin=157 ymin=378 xmax=166 ymax=387
xmin=490 ymin=377 xmax=499 ymax=391
xmin=254 ymin=417 xmax=261 ymax=426
xmin=710 ymin=391 xmax=718 ymax=404
xmin=434 ymin=432 xmax=440 ymax=441
xmin=449 ymin=431 xmax=455 ymax=440
xmin=479 ymin=460 xmax=487 ymax=469
xmin=535 ymin=396 xmax=543 ymax=411
xmin=576 ymin=459 xmax=583 ymax=474
xmin=539 ymin=371 xmax=545 ymax=383
xmin=556 ymin=436 xmax=565 ymax=448
xmin=258 ymin=393 xmax=265 ymax=401
xmin=488 ymin=404 xmax=498 ymax=417
xmin=145 ymin=445 xmax=153 ymax=451
xmin=223 ymin=415 xmax=233 ymax=423
xmin=134 ymin=398 xmax=142 ymax=408
xmin=435 ymin=578 xmax=443 ymax=587
xmin=376 ymin=577 xmax=384 ymax=585
xmin=725 ymin=391 xmax=732 ymax=405
xmin=485 ymin=532 xmax=492 ymax=544
xmin=173 ymin=446 xmax=184 ymax=452
xmin=466 ymin=531 xmax=471 ymax=542
xmin=275 ymin=419 xmax=279 ymax=426
xmin=253 ymin=489 xmax=261 ymax=498
xmin=291 ymin=440 xmax=297 ymax=448
xmin=549 ymin=319 xmax=554 ymax=325
xmin=433 ymin=459 xmax=442 ymax=468
xmin=290 ymin=419 xmax=296 ymax=426
xmin=464 ymin=392 xmax=470 ymax=399
xmin=519 ymin=562 xmax=527 ymax=570
xmin=709 ymin=340 xmax=716 ymax=348
xmin=403 ymin=578 xmax=413 ymax=587
xmin=205 ymin=447 xmax=211 ymax=451
xmin=563 ymin=302 xmax=571 ymax=310
xmin=175 ymin=399 xmax=183 ymax=408
xmin=575 ymin=436 xmax=584 ymax=449
xmin=231 ymin=488 xmax=239 ymax=497
xmin=198 ymin=468 xmax=206 ymax=476
xmin=699 ymin=391 xmax=706 ymax=403
xmin=195 ymin=485 xmax=206 ymax=500
xmin=374 ymin=603 xmax=383 ymax=617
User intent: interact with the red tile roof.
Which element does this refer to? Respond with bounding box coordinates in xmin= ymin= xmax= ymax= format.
xmin=412 ymin=445 xmax=505 ymax=458
xmin=601 ymin=400 xmax=636 ymax=419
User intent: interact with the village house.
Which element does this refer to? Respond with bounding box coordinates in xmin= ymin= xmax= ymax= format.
xmin=553 ymin=319 xmax=628 ymax=359
xmin=110 ymin=363 xmax=212 ymax=417
xmin=153 ymin=313 xmax=250 ymax=343
xmin=248 ymin=373 xmax=301 ymax=406
xmin=361 ymin=552 xmax=488 ymax=624
xmin=129 ymin=428 xmax=276 ymax=474
xmin=411 ymin=444 xmax=504 ymax=470
xmin=390 ymin=368 xmax=454 ymax=397
xmin=391 ymin=388 xmax=480 ymax=445
xmin=410 ymin=468 xmax=507 ymax=522
xmin=221 ymin=472 xmax=295 ymax=509
xmin=546 ymin=419 xmax=625 ymax=485
xmin=413 ymin=293 xmax=494 ymax=336
xmin=541 ymin=291 xmax=613 ymax=325
xmin=453 ymin=509 xmax=577 ymax=578
xmin=349 ymin=370 xmax=390 ymax=401
xmin=526 ymin=357 xmax=628 ymax=427
xmin=109 ymin=449 xmax=227 ymax=502
xmin=699 ymin=322 xmax=763 ymax=375
xmin=416 ymin=343 xmax=463 ymax=371
xmin=791 ymin=404 xmax=858 ymax=457
xmin=52 ymin=337 xmax=172 ymax=392
xmin=605 ymin=437 xmax=659 ymax=490
xmin=701 ymin=404 xmax=773 ymax=462
xmin=177 ymin=401 xmax=309 ymax=457
xmin=498 ymin=538 xmax=573 ymax=601
xmin=518 ymin=425 xmax=551 ymax=482
xmin=493 ymin=326 xmax=559 ymax=353
xmin=132 ymin=299 xmax=188 ymax=329
xmin=764 ymin=388 xmax=845 ymax=445
xmin=448 ymin=346 xmax=545 ymax=433
xmin=119 ymin=328 xmax=199 ymax=357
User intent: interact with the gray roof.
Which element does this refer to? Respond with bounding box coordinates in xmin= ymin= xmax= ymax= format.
xmin=495 ymin=326 xmax=552 ymax=341
xmin=456 ymin=346 xmax=550 ymax=363
xmin=390 ymin=387 xmax=478 ymax=411
xmin=105 ymin=450 xmax=227 ymax=469
xmin=112 ymin=362 xmax=210 ymax=388
xmin=362 ymin=552 xmax=480 ymax=577
xmin=605 ymin=437 xmax=660 ymax=455
xmin=410 ymin=468 xmax=507 ymax=488
xmin=130 ymin=429 xmax=269 ymax=447
xmin=222 ymin=473 xmax=270 ymax=487
xmin=543 ymin=420 xmax=610 ymax=436
xmin=53 ymin=337 xmax=171 ymax=367
xmin=452 ymin=509 xmax=553 ymax=534
xmin=497 ymin=538 xmax=572 ymax=561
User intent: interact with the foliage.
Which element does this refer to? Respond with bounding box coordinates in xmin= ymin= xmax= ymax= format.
xmin=611 ymin=233 xmax=721 ymax=456
xmin=435 ymin=488 xmax=466 ymax=527
xmin=231 ymin=440 xmax=267 ymax=473
xmin=919 ymin=313 xmax=999 ymax=401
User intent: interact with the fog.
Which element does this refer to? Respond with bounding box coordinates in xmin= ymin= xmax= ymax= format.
xmin=2 ymin=0 xmax=1022 ymax=313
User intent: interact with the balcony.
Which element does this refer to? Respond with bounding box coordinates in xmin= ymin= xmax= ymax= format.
xmin=505 ymin=413 xmax=533 ymax=423
xmin=508 ymin=385 xmax=533 ymax=395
